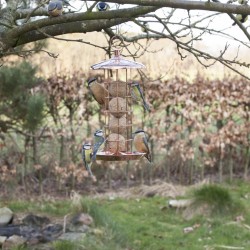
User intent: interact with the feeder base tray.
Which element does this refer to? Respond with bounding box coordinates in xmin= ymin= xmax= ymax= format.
xmin=96 ymin=151 xmax=145 ymax=161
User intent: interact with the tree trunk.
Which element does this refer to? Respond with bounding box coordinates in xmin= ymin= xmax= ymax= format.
xmin=189 ymin=159 xmax=193 ymax=184
xmin=244 ymin=147 xmax=250 ymax=181
xmin=218 ymin=146 xmax=223 ymax=183
xmin=59 ymin=134 xmax=66 ymax=166
xmin=126 ymin=161 xmax=130 ymax=188
xmin=164 ymin=156 xmax=170 ymax=182
xmin=32 ymin=132 xmax=43 ymax=195
xmin=22 ymin=136 xmax=30 ymax=193
xmin=228 ymin=146 xmax=234 ymax=183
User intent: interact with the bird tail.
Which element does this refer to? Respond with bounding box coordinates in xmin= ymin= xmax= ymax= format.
xmin=146 ymin=152 xmax=152 ymax=163
xmin=85 ymin=162 xmax=94 ymax=178
xmin=143 ymin=101 xmax=151 ymax=112
xmin=91 ymin=149 xmax=98 ymax=161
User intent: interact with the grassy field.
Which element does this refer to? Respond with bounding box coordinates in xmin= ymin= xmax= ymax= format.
xmin=1 ymin=181 xmax=250 ymax=250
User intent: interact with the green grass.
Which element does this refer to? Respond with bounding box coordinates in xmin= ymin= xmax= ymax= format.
xmin=191 ymin=184 xmax=244 ymax=216
xmin=1 ymin=199 xmax=72 ymax=217
xmin=1 ymin=182 xmax=250 ymax=250
xmin=52 ymin=240 xmax=83 ymax=250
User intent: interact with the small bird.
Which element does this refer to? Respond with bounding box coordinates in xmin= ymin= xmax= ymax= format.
xmin=48 ymin=1 xmax=63 ymax=17
xmin=81 ymin=143 xmax=96 ymax=180
xmin=131 ymin=82 xmax=150 ymax=112
xmin=96 ymin=2 xmax=110 ymax=11
xmin=233 ymin=14 xmax=248 ymax=25
xmin=87 ymin=77 xmax=109 ymax=108
xmin=133 ymin=129 xmax=152 ymax=163
xmin=92 ymin=129 xmax=105 ymax=161
xmin=238 ymin=0 xmax=248 ymax=4
xmin=232 ymin=0 xmax=248 ymax=25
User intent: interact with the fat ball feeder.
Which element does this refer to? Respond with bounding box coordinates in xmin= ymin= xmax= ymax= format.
xmin=90 ymin=39 xmax=146 ymax=161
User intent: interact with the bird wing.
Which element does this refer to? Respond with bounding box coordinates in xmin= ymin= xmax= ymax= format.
xmin=82 ymin=148 xmax=94 ymax=177
xmin=48 ymin=2 xmax=57 ymax=11
xmin=143 ymin=136 xmax=152 ymax=163
xmin=92 ymin=138 xmax=105 ymax=161
xmin=143 ymin=136 xmax=150 ymax=154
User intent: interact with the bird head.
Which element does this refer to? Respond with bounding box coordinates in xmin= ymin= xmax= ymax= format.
xmin=83 ymin=143 xmax=91 ymax=150
xmin=132 ymin=129 xmax=145 ymax=136
xmin=94 ymin=129 xmax=104 ymax=137
xmin=131 ymin=81 xmax=140 ymax=87
xmin=48 ymin=2 xmax=57 ymax=11
xmin=87 ymin=77 xmax=97 ymax=87
xmin=96 ymin=2 xmax=110 ymax=11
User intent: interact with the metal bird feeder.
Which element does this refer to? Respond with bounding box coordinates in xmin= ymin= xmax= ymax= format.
xmin=90 ymin=38 xmax=145 ymax=161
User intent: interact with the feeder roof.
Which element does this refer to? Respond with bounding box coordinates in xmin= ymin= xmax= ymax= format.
xmin=91 ymin=54 xmax=145 ymax=70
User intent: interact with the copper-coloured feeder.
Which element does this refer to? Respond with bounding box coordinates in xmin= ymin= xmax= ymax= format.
xmin=90 ymin=49 xmax=146 ymax=161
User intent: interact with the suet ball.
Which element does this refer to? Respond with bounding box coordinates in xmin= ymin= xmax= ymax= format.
xmin=108 ymin=81 xmax=128 ymax=98
xmin=106 ymin=133 xmax=126 ymax=153
xmin=109 ymin=97 xmax=127 ymax=118
xmin=109 ymin=115 xmax=128 ymax=135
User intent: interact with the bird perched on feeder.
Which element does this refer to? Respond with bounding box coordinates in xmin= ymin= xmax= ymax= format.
xmin=81 ymin=143 xmax=96 ymax=181
xmin=87 ymin=77 xmax=109 ymax=109
xmin=92 ymin=129 xmax=105 ymax=161
xmin=131 ymin=82 xmax=150 ymax=112
xmin=133 ymin=129 xmax=152 ymax=163
xmin=48 ymin=1 xmax=63 ymax=17
xmin=96 ymin=1 xmax=110 ymax=11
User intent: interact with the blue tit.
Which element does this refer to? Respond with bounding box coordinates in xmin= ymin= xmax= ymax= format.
xmin=133 ymin=129 xmax=152 ymax=163
xmin=48 ymin=1 xmax=63 ymax=17
xmin=96 ymin=2 xmax=110 ymax=11
xmin=92 ymin=129 xmax=105 ymax=161
xmin=87 ymin=77 xmax=109 ymax=108
xmin=131 ymin=82 xmax=150 ymax=112
xmin=233 ymin=14 xmax=248 ymax=25
xmin=82 ymin=143 xmax=96 ymax=180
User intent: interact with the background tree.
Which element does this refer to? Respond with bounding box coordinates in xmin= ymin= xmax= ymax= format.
xmin=0 ymin=61 xmax=46 ymax=192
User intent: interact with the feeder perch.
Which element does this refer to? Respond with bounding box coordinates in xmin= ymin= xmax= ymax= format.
xmin=90 ymin=44 xmax=146 ymax=161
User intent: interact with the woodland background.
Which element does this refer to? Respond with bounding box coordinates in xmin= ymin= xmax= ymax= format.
xmin=0 ymin=32 xmax=249 ymax=197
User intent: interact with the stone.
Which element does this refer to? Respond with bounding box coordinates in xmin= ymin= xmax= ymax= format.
xmin=42 ymin=224 xmax=63 ymax=241
xmin=0 ymin=225 xmax=22 ymax=237
xmin=22 ymin=214 xmax=50 ymax=228
xmin=0 ymin=236 xmax=7 ymax=245
xmin=2 ymin=235 xmax=26 ymax=249
xmin=70 ymin=213 xmax=93 ymax=226
xmin=68 ymin=224 xmax=89 ymax=233
xmin=58 ymin=232 xmax=86 ymax=242
xmin=0 ymin=207 xmax=13 ymax=226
